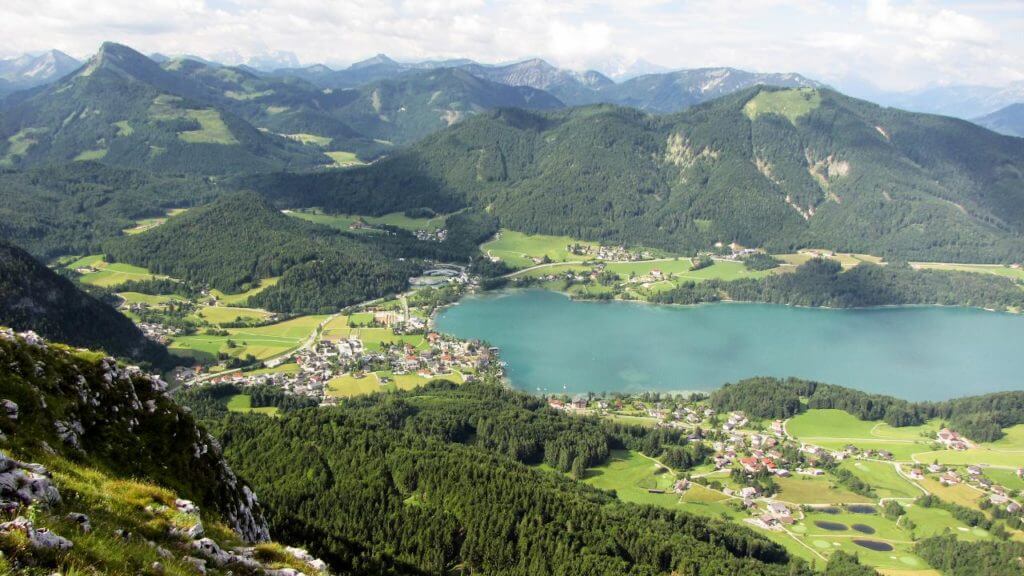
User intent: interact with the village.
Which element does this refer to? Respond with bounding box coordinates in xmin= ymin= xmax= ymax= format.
xmin=547 ymin=394 xmax=1024 ymax=536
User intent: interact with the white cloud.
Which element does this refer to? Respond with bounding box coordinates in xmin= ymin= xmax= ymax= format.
xmin=0 ymin=0 xmax=1020 ymax=91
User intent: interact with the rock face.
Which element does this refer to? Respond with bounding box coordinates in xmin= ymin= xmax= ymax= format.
xmin=0 ymin=517 xmax=73 ymax=551
xmin=0 ymin=329 xmax=269 ymax=541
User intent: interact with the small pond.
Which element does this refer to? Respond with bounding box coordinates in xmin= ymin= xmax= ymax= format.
xmin=814 ymin=521 xmax=847 ymax=531
xmin=851 ymin=524 xmax=876 ymax=534
xmin=847 ymin=505 xmax=877 ymax=514
xmin=853 ymin=539 xmax=894 ymax=552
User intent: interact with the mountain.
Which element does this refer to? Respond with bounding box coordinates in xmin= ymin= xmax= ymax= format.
xmin=458 ymin=58 xmax=614 ymax=105
xmin=0 ymin=162 xmax=219 ymax=260
xmin=592 ymin=68 xmax=825 ymax=113
xmin=105 ymin=192 xmax=423 ymax=313
xmin=252 ymin=87 xmax=1024 ymax=263
xmin=974 ymin=103 xmax=1024 ymax=138
xmin=0 ymin=239 xmax=167 ymax=362
xmin=875 ymin=82 xmax=1024 ymax=120
xmin=0 ymin=42 xmax=327 ymax=174
xmin=0 ymin=49 xmax=81 ymax=95
xmin=330 ymin=67 xmax=564 ymax=144
xmin=0 ymin=331 xmax=337 ymax=575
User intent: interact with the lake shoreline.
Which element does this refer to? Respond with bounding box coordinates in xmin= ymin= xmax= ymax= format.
xmin=434 ymin=289 xmax=1024 ymax=401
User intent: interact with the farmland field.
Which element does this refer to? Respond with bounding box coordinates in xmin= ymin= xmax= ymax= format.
xmin=177 ymin=109 xmax=238 ymax=144
xmin=743 ymin=88 xmax=821 ymax=122
xmin=483 ymin=230 xmax=593 ymax=269
xmin=325 ymin=150 xmax=364 ymax=167
xmin=774 ymin=474 xmax=874 ymax=505
xmin=286 ymin=209 xmax=443 ymax=233
xmin=68 ymin=255 xmax=164 ymax=287
xmin=326 ymin=370 xmax=456 ymax=398
xmin=117 ymin=292 xmax=183 ymax=307
xmin=582 ymin=450 xmax=683 ymax=507
xmin=169 ymin=314 xmax=326 ymax=362
xmin=197 ymin=305 xmax=273 ymax=325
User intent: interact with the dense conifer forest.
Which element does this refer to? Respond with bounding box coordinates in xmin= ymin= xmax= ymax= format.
xmin=184 ymin=380 xmax=877 ymax=575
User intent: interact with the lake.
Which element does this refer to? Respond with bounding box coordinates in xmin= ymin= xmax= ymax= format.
xmin=434 ymin=290 xmax=1024 ymax=400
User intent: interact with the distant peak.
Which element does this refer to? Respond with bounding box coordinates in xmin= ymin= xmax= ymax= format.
xmin=350 ymin=53 xmax=398 ymax=69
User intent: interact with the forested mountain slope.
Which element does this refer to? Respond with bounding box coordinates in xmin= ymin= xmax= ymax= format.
xmin=247 ymin=87 xmax=1024 ymax=263
xmin=975 ymin=103 xmax=1024 ymax=138
xmin=194 ymin=380 xmax=870 ymax=575
xmin=0 ymin=43 xmax=326 ymax=174
xmin=0 ymin=240 xmax=167 ymax=363
xmin=0 ymin=162 xmax=220 ymax=260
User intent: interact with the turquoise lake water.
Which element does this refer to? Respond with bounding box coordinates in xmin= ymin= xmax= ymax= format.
xmin=434 ymin=290 xmax=1024 ymax=400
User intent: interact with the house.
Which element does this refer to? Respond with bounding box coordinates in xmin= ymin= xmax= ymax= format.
xmin=927 ymin=463 xmax=943 ymax=473
xmin=771 ymin=420 xmax=785 ymax=436
xmin=767 ymin=502 xmax=790 ymax=517
xmin=1007 ymin=502 xmax=1021 ymax=514
xmin=548 ymin=399 xmax=566 ymax=410
xmin=740 ymin=457 xmax=762 ymax=473
xmin=740 ymin=486 xmax=760 ymax=499
xmin=798 ymin=468 xmax=824 ymax=476
xmin=774 ymin=468 xmax=790 ymax=477
xmin=940 ymin=471 xmax=961 ymax=485
xmin=909 ymin=468 xmax=925 ymax=480
xmin=967 ymin=465 xmax=982 ymax=476
xmin=571 ymin=395 xmax=588 ymax=410
xmin=674 ymin=479 xmax=690 ymax=493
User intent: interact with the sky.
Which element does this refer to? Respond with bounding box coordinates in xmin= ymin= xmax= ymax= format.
xmin=1 ymin=0 xmax=1022 ymax=92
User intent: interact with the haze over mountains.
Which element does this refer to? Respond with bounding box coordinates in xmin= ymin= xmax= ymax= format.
xmin=0 ymin=49 xmax=81 ymax=96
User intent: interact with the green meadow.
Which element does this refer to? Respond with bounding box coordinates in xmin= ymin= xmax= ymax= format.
xmin=177 ymin=109 xmax=238 ymax=144
xmin=210 ymin=277 xmax=280 ymax=306
xmin=197 ymin=305 xmax=273 ymax=325
xmin=326 ymin=370 xmax=459 ymax=398
xmin=743 ymin=88 xmax=822 ymax=123
xmin=286 ymin=209 xmax=444 ymax=233
xmin=67 ymin=255 xmax=164 ymax=288
xmin=169 ymin=314 xmax=326 ymax=362
xmin=483 ymin=230 xmax=595 ymax=269
xmin=324 ymin=150 xmax=364 ymax=167
xmin=123 ymin=208 xmax=188 ymax=235
xmin=909 ymin=262 xmax=1024 ymax=281
xmin=226 ymin=394 xmax=279 ymax=416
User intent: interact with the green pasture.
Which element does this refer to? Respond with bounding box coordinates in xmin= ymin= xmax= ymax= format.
xmin=117 ymin=292 xmax=183 ymax=307
xmin=169 ymin=315 xmax=325 ymax=362
xmin=841 ymin=461 xmax=923 ymax=500
xmin=774 ymin=474 xmax=873 ymax=505
xmin=210 ymin=277 xmax=280 ymax=306
xmin=910 ymin=262 xmax=1024 ymax=281
xmin=325 ymin=150 xmax=363 ymax=166
xmin=286 ymin=209 xmax=443 ymax=233
xmin=177 ymin=109 xmax=238 ymax=144
xmin=743 ymin=88 xmax=821 ymax=123
xmin=197 ymin=305 xmax=273 ymax=325
xmin=905 ymin=505 xmax=991 ymax=541
xmin=74 ymin=148 xmax=108 ymax=161
xmin=284 ymin=133 xmax=332 ymax=147
xmin=123 ymin=208 xmax=188 ymax=235
xmin=483 ymin=230 xmax=594 ymax=269
xmin=68 ymin=255 xmax=164 ymax=288
xmin=582 ymin=450 xmax=682 ymax=507
xmin=226 ymin=394 xmax=279 ymax=416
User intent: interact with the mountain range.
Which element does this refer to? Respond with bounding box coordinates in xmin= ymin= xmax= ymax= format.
xmin=249 ymin=87 xmax=1024 ymax=263
xmin=0 ymin=49 xmax=80 ymax=96
xmin=975 ymin=103 xmax=1024 ymax=138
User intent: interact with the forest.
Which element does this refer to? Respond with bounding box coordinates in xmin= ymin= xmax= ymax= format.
xmin=185 ymin=380 xmax=874 ymax=575
xmin=651 ymin=258 xmax=1024 ymax=311
xmin=710 ymin=376 xmax=1024 ymax=442
xmin=240 ymin=87 xmax=1024 ymax=264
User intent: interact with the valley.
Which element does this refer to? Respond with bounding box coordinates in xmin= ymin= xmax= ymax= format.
xmin=2 ymin=32 xmax=1024 ymax=576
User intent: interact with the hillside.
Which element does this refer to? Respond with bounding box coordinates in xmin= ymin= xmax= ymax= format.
xmin=0 ymin=240 xmax=167 ymax=363
xmin=104 ymin=192 xmax=426 ymax=313
xmin=0 ymin=162 xmax=220 ymax=260
xmin=0 ymin=330 xmax=334 ymax=574
xmin=332 ymin=68 xmax=565 ymax=144
xmin=250 ymin=87 xmax=1024 ymax=263
xmin=0 ymin=43 xmax=326 ymax=174
xmin=193 ymin=379 xmax=865 ymax=576
xmin=975 ymin=103 xmax=1024 ymax=138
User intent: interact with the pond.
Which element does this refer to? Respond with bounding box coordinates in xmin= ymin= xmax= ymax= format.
xmin=851 ymin=524 xmax=876 ymax=534
xmin=436 ymin=290 xmax=1024 ymax=399
xmin=814 ymin=521 xmax=848 ymax=531
xmin=854 ymin=539 xmax=894 ymax=552
xmin=847 ymin=505 xmax=877 ymax=514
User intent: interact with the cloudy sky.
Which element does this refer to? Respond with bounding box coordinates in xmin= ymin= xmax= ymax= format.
xmin=1 ymin=0 xmax=1022 ymax=92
